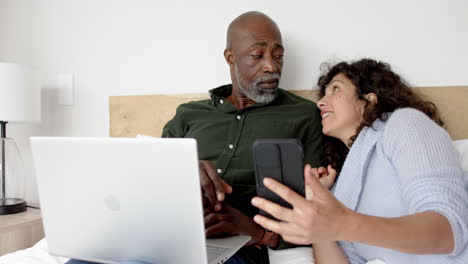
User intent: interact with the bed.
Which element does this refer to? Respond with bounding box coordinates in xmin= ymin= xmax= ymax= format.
xmin=1 ymin=86 xmax=467 ymax=264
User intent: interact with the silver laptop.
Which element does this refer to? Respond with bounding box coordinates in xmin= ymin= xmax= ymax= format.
xmin=30 ymin=137 xmax=250 ymax=264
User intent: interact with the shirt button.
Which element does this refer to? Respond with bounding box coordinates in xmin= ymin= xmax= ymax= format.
xmin=217 ymin=169 xmax=222 ymax=174
xmin=228 ymin=144 xmax=234 ymax=149
xmin=219 ymin=99 xmax=224 ymax=104
xmin=236 ymin=115 xmax=241 ymax=120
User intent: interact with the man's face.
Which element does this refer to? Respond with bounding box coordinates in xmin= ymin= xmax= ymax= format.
xmin=231 ymin=26 xmax=284 ymax=103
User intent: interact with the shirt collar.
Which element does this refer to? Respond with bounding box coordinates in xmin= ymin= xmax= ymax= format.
xmin=209 ymin=84 xmax=233 ymax=100
xmin=209 ymin=84 xmax=237 ymax=113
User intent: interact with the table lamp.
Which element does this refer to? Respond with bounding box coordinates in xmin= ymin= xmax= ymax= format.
xmin=0 ymin=62 xmax=41 ymax=215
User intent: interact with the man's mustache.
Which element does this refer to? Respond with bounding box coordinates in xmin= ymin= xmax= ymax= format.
xmin=255 ymin=73 xmax=281 ymax=84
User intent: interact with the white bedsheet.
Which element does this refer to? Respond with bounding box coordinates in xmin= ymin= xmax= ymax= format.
xmin=268 ymin=247 xmax=314 ymax=263
xmin=0 ymin=238 xmax=68 ymax=264
xmin=0 ymin=238 xmax=386 ymax=264
xmin=2 ymin=239 xmax=314 ymax=264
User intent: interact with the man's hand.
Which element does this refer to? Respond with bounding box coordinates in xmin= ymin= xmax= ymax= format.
xmin=204 ymin=203 xmax=264 ymax=246
xmin=199 ymin=160 xmax=232 ymax=211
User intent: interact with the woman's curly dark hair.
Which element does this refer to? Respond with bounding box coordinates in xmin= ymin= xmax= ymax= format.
xmin=317 ymin=58 xmax=443 ymax=173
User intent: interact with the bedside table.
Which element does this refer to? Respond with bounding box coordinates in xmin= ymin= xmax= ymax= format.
xmin=0 ymin=208 xmax=45 ymax=255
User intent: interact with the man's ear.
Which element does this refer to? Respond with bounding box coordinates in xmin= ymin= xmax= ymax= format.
xmin=366 ymin=93 xmax=378 ymax=105
xmin=224 ymin=49 xmax=234 ymax=66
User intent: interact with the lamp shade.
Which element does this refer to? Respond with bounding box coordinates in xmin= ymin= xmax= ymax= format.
xmin=0 ymin=62 xmax=41 ymax=123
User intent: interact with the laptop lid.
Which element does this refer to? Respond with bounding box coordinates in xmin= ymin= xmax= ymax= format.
xmin=31 ymin=137 xmax=248 ymax=264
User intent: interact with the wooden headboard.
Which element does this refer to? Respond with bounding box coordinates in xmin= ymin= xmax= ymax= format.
xmin=109 ymin=86 xmax=468 ymax=140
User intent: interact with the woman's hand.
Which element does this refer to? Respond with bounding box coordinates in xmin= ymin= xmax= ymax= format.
xmin=314 ymin=165 xmax=337 ymax=190
xmin=251 ymin=164 xmax=354 ymax=245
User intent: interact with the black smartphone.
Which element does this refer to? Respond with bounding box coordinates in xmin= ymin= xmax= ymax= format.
xmin=252 ymin=139 xmax=305 ymax=220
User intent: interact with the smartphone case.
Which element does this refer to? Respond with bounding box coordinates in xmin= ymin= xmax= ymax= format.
xmin=252 ymin=139 xmax=305 ymax=220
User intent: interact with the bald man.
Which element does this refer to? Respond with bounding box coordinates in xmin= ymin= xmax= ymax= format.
xmin=163 ymin=11 xmax=322 ymax=264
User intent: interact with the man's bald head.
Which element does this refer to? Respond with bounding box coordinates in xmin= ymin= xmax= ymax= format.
xmin=223 ymin=11 xmax=284 ymax=106
xmin=226 ymin=11 xmax=282 ymax=50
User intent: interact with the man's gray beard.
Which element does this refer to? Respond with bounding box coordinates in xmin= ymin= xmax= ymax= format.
xmin=235 ymin=65 xmax=280 ymax=104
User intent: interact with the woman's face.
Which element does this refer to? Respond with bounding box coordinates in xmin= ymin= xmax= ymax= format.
xmin=317 ymin=73 xmax=366 ymax=145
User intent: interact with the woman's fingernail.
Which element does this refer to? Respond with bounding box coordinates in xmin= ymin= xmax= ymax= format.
xmin=253 ymin=215 xmax=260 ymax=223
xmin=251 ymin=197 xmax=259 ymax=205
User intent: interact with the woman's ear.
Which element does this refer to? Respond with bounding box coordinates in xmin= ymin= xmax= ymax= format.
xmin=366 ymin=93 xmax=378 ymax=105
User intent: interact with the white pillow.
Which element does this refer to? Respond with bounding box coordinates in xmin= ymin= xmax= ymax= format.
xmin=453 ymin=139 xmax=468 ymax=172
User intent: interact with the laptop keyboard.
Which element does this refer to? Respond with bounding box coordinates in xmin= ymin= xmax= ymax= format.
xmin=207 ymin=246 xmax=230 ymax=262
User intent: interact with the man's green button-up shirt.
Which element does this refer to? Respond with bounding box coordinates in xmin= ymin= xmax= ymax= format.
xmin=162 ymin=84 xmax=322 ymax=263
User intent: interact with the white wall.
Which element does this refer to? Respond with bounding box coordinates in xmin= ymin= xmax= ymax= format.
xmin=1 ymin=0 xmax=467 ymax=203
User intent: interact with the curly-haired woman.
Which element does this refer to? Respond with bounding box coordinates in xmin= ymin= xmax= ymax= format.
xmin=252 ymin=59 xmax=468 ymax=263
